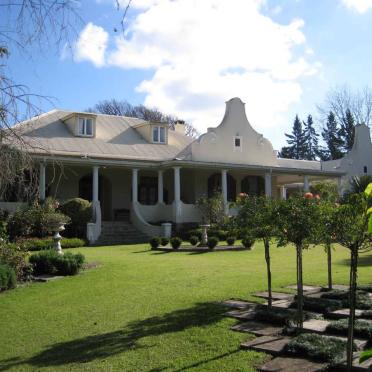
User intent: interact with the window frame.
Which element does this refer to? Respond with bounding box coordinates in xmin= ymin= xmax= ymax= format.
xmin=233 ymin=136 xmax=242 ymax=151
xmin=78 ymin=117 xmax=94 ymax=137
xmin=152 ymin=125 xmax=166 ymax=144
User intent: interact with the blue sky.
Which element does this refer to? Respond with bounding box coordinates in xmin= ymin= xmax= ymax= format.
xmin=8 ymin=0 xmax=372 ymax=149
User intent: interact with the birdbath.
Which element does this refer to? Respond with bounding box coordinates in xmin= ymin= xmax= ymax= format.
xmin=52 ymin=223 xmax=66 ymax=255
xmin=199 ymin=224 xmax=210 ymax=246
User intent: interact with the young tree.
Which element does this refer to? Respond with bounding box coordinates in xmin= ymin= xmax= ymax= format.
xmin=321 ymin=111 xmax=344 ymax=160
xmin=234 ymin=196 xmax=278 ymax=307
xmin=282 ymin=115 xmax=306 ymax=159
xmin=333 ymin=190 xmax=371 ymax=370
xmin=196 ymin=192 xmax=224 ymax=225
xmin=339 ymin=109 xmax=355 ymax=152
xmin=276 ymin=196 xmax=321 ymax=328
xmin=88 ymin=99 xmax=199 ymax=137
xmin=303 ymin=115 xmax=319 ymax=160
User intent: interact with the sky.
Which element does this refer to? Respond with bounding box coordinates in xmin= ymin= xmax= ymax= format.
xmin=7 ymin=0 xmax=372 ymax=149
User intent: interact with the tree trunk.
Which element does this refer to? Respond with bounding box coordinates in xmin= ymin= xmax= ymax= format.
xmin=347 ymin=248 xmax=358 ymax=371
xmin=327 ymin=243 xmax=333 ymax=290
xmin=296 ymin=244 xmax=304 ymax=329
xmin=264 ymin=237 xmax=272 ymax=308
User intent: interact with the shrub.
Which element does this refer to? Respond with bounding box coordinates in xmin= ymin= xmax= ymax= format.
xmin=149 ymin=237 xmax=160 ymax=249
xmin=59 ymin=198 xmax=92 ymax=238
xmin=327 ymin=319 xmax=372 ymax=339
xmin=207 ymin=236 xmax=219 ymax=249
xmin=29 ymin=250 xmax=85 ymax=276
xmin=189 ymin=235 xmax=199 ymax=246
xmin=321 ymin=290 xmax=372 ymax=310
xmin=242 ymin=235 xmax=255 ymax=249
xmin=0 ymin=242 xmax=29 ymax=280
xmin=286 ymin=333 xmax=347 ymax=364
xmin=160 ymin=237 xmax=169 ymax=246
xmin=170 ymin=237 xmax=182 ymax=249
xmin=0 ymin=264 xmax=16 ymax=291
xmin=186 ymin=228 xmax=202 ymax=240
xmin=20 ymin=238 xmax=86 ymax=251
xmin=226 ymin=236 xmax=236 ymax=246
xmin=291 ymin=296 xmax=342 ymax=313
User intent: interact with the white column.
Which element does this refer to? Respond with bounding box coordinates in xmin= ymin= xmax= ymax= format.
xmin=92 ymin=166 xmax=99 ymax=202
xmin=132 ymin=168 xmax=138 ymax=203
xmin=303 ymin=175 xmax=310 ymax=192
xmin=280 ymin=185 xmax=287 ymax=200
xmin=158 ymin=170 xmax=164 ymax=204
xmin=174 ymin=167 xmax=181 ymax=203
xmin=265 ymin=172 xmax=272 ymax=197
xmin=221 ymin=169 xmax=228 ymax=213
xmin=39 ymin=162 xmax=46 ymax=201
xmin=173 ymin=167 xmax=181 ymax=223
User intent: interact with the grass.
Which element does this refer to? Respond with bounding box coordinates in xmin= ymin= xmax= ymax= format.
xmin=1 ymin=242 xmax=372 ymax=371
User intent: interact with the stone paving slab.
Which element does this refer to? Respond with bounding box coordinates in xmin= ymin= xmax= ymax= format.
xmin=337 ymin=352 xmax=372 ymax=371
xmin=225 ymin=309 xmax=256 ymax=320
xmin=258 ymin=356 xmax=327 ymax=372
xmin=33 ymin=275 xmax=64 ymax=282
xmin=231 ymin=321 xmax=283 ymax=336
xmin=221 ymin=299 xmax=256 ymax=309
xmin=254 ymin=292 xmax=295 ymax=301
xmin=241 ymin=335 xmax=291 ymax=356
xmin=330 ymin=284 xmax=349 ymax=291
xmin=329 ymin=308 xmax=364 ymax=319
xmin=286 ymin=285 xmax=322 ymax=293
xmin=303 ymin=319 xmax=330 ymax=333
xmin=270 ymin=299 xmax=293 ymax=309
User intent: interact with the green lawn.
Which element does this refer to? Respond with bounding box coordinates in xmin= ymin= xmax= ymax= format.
xmin=1 ymin=242 xmax=372 ymax=371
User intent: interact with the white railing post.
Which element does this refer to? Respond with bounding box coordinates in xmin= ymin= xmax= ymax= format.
xmin=132 ymin=168 xmax=138 ymax=203
xmin=280 ymin=185 xmax=287 ymax=200
xmin=304 ymin=175 xmax=310 ymax=192
xmin=221 ymin=169 xmax=228 ymax=214
xmin=173 ymin=167 xmax=181 ymax=222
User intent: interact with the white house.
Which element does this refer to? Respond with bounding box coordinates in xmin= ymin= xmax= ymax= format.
xmin=3 ymin=97 xmax=368 ymax=244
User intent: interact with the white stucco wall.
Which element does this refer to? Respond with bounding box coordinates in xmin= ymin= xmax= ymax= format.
xmin=190 ymin=98 xmax=278 ymax=166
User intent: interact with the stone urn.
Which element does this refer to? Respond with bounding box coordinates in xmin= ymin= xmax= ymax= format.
xmin=199 ymin=224 xmax=210 ymax=246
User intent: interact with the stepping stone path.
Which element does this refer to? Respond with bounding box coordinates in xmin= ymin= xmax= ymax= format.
xmin=224 ymin=284 xmax=372 ymax=371
xmin=231 ymin=321 xmax=283 ymax=336
xmin=258 ymin=357 xmax=327 ymax=372
xmin=241 ymin=335 xmax=291 ymax=356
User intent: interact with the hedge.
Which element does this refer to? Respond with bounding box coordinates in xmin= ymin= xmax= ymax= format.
xmin=321 ymin=290 xmax=372 ymax=310
xmin=20 ymin=238 xmax=86 ymax=251
xmin=0 ymin=264 xmax=16 ymax=291
xmin=286 ymin=333 xmax=347 ymax=364
xmin=327 ymin=319 xmax=372 ymax=339
xmin=29 ymin=250 xmax=85 ymax=276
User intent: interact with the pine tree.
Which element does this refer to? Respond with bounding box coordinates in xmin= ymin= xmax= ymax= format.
xmin=321 ymin=111 xmax=343 ymax=160
xmin=339 ymin=109 xmax=355 ymax=152
xmin=303 ymin=114 xmax=319 ymax=160
xmin=282 ymin=115 xmax=306 ymax=159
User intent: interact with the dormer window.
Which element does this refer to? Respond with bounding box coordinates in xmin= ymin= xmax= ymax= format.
xmin=152 ymin=126 xmax=166 ymax=143
xmin=78 ymin=117 xmax=93 ymax=137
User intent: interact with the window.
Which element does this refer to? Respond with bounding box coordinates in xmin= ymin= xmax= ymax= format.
xmin=152 ymin=126 xmax=166 ymax=143
xmin=234 ymin=136 xmax=242 ymax=151
xmin=78 ymin=117 xmax=93 ymax=136
xmin=364 ymin=166 xmax=368 ymax=174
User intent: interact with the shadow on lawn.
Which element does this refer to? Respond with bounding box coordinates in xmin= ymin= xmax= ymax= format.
xmin=340 ymin=253 xmax=372 ymax=267
xmin=0 ymin=302 xmax=226 ymax=370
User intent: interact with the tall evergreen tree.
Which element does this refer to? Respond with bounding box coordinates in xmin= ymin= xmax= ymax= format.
xmin=303 ymin=114 xmax=319 ymax=160
xmin=282 ymin=115 xmax=306 ymax=159
xmin=321 ymin=111 xmax=343 ymax=160
xmin=339 ymin=109 xmax=355 ymax=152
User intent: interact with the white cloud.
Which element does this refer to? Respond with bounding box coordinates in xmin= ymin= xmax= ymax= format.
xmin=75 ymin=22 xmax=109 ymax=67
xmin=75 ymin=1 xmax=321 ymax=141
xmin=342 ymin=0 xmax=372 ymax=13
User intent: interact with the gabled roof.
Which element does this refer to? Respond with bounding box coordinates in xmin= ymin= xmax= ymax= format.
xmin=13 ymin=109 xmax=194 ymax=162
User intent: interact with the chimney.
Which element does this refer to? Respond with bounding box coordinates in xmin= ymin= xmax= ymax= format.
xmin=174 ymin=120 xmax=185 ymax=135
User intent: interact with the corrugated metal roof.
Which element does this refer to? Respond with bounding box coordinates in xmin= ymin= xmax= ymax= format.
xmin=15 ymin=110 xmax=194 ymax=161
